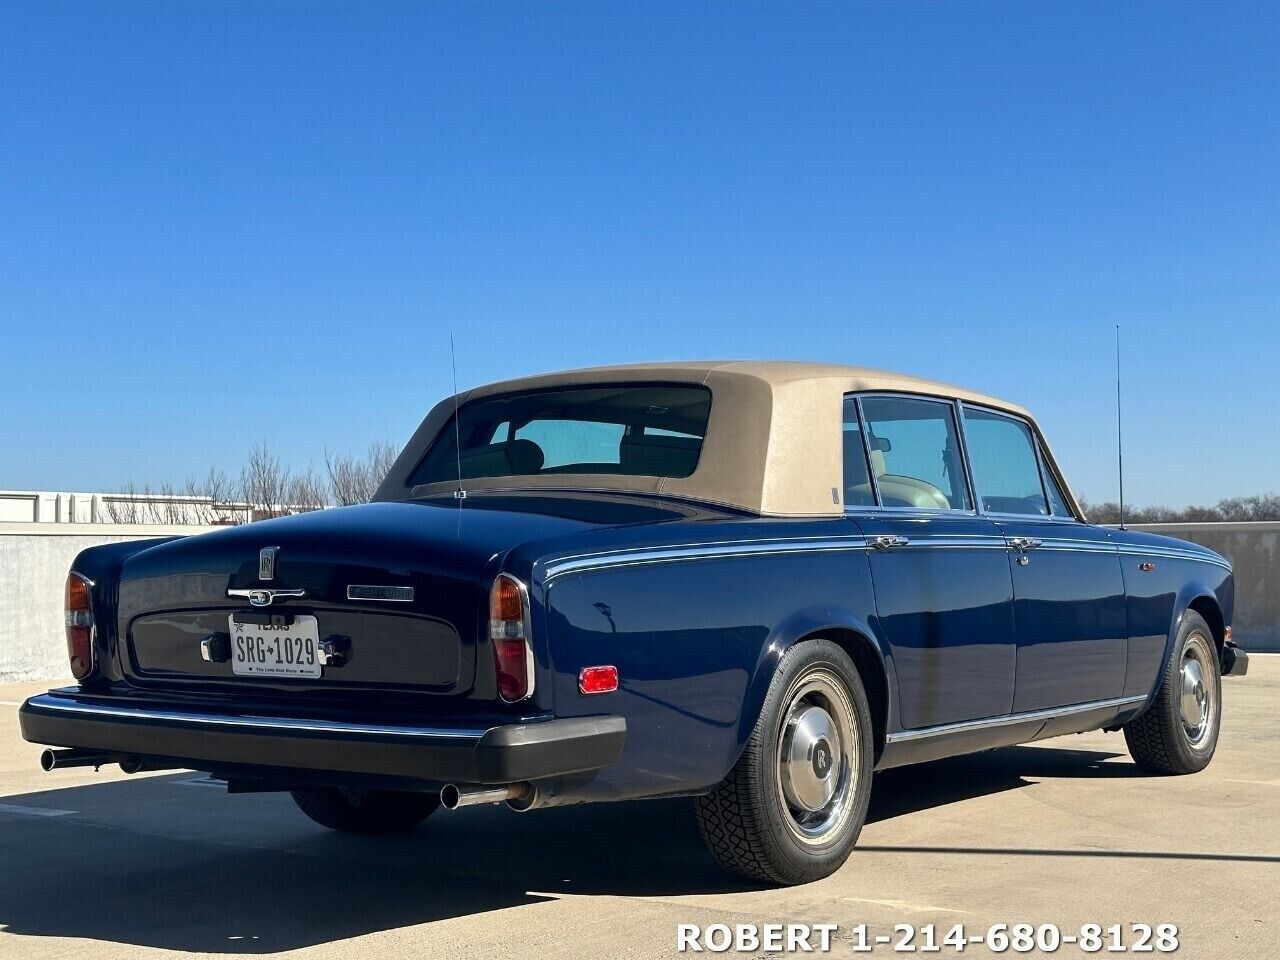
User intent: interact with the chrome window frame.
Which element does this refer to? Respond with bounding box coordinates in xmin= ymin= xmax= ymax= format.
xmin=842 ymin=392 xmax=980 ymax=517
xmin=840 ymin=395 xmax=880 ymax=510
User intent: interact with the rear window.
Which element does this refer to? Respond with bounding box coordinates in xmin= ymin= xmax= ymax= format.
xmin=408 ymin=384 xmax=712 ymax=486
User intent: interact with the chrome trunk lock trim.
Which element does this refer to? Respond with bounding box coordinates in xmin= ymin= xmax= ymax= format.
xmin=227 ymin=588 xmax=306 ymax=607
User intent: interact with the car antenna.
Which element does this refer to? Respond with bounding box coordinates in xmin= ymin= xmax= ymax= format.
xmin=1115 ymin=323 xmax=1126 ymax=530
xmin=451 ymin=332 xmax=465 ymax=504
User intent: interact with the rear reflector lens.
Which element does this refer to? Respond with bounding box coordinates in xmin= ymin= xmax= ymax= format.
xmin=578 ymin=665 xmax=619 ymax=695
xmin=489 ymin=574 xmax=532 ymax=702
xmin=64 ymin=572 xmax=94 ymax=681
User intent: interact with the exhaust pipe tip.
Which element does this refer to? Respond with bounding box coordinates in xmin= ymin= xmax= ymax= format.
xmin=439 ymin=784 xmax=463 ymax=810
xmin=440 ymin=782 xmax=531 ymax=811
xmin=40 ymin=748 xmax=114 ymax=772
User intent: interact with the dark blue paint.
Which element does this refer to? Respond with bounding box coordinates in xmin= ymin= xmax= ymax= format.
xmin=993 ymin=519 xmax=1128 ymax=712
xmin=64 ymin=489 xmax=1233 ymax=803
xmin=849 ymin=512 xmax=1017 ymax=728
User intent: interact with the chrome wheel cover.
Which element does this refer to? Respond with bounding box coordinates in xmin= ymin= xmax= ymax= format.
xmin=774 ymin=669 xmax=860 ymax=845
xmin=1179 ymin=632 xmax=1217 ymax=749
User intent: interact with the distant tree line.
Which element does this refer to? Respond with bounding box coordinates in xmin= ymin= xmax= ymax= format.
xmin=105 ymin=441 xmax=399 ymax=525
xmin=1079 ymin=494 xmax=1280 ymax=525
xmin=102 ymin=448 xmax=1280 ymax=527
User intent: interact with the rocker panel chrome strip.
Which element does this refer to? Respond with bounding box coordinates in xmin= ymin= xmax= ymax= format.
xmin=884 ymin=694 xmax=1148 ymax=744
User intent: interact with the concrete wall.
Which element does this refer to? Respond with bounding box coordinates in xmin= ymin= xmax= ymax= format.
xmin=0 ymin=521 xmax=1274 ymax=681
xmin=0 ymin=523 xmax=219 ymax=681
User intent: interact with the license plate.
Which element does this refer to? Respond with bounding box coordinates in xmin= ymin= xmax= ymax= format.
xmin=228 ymin=614 xmax=321 ymax=678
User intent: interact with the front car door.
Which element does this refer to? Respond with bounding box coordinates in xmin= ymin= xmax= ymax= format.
xmin=958 ymin=404 xmax=1128 ymax=712
xmin=843 ymin=394 xmax=1017 ymax=730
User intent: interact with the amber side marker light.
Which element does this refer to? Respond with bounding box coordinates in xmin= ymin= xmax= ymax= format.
xmin=64 ymin=572 xmax=95 ymax=680
xmin=489 ymin=574 xmax=533 ymax=702
xmin=579 ymin=665 xmax=619 ymax=695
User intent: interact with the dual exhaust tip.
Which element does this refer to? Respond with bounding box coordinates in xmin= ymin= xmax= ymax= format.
xmin=42 ymin=749 xmax=536 ymax=811
xmin=439 ymin=782 xmax=536 ymax=812
xmin=40 ymin=748 xmax=169 ymax=775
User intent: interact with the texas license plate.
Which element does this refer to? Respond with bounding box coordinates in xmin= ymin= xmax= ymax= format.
xmin=228 ymin=615 xmax=321 ymax=678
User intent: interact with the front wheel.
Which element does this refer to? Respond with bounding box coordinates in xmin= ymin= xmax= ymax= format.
xmin=695 ymin=639 xmax=874 ymax=885
xmin=290 ymin=787 xmax=440 ymax=834
xmin=1123 ymin=610 xmax=1221 ymax=775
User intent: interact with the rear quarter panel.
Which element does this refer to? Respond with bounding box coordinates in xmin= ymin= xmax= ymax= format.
xmin=1110 ymin=529 xmax=1234 ymax=700
xmin=514 ymin=518 xmax=886 ymax=802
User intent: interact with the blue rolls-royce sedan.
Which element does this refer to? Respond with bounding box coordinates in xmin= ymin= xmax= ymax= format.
xmin=20 ymin=361 xmax=1248 ymax=884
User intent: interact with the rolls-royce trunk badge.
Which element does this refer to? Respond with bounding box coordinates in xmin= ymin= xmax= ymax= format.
xmin=259 ymin=546 xmax=279 ymax=581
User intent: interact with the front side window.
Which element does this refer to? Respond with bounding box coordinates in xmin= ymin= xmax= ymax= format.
xmin=859 ymin=396 xmax=973 ymax=510
xmin=408 ymin=384 xmax=712 ymax=485
xmin=962 ymin=407 xmax=1049 ymax=516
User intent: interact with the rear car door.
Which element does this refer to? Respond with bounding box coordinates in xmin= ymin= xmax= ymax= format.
xmin=959 ymin=404 xmax=1128 ymax=712
xmin=844 ymin=394 xmax=1017 ymax=730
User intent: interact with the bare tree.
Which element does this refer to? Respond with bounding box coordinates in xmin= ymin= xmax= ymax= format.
xmin=240 ymin=443 xmax=293 ymax=520
xmin=102 ymin=482 xmax=147 ymax=524
xmin=181 ymin=467 xmax=247 ymax=524
xmin=288 ymin=463 xmax=329 ymax=514
xmin=325 ymin=441 xmax=400 ymax=506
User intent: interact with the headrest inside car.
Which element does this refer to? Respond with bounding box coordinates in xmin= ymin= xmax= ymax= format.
xmin=506 ymin=438 xmax=546 ymax=474
xmin=619 ymin=432 xmax=701 ymax=477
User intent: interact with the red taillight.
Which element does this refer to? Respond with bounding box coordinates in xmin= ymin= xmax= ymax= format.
xmin=64 ymin=572 xmax=94 ymax=681
xmin=578 ymin=665 xmax=619 ymax=695
xmin=489 ymin=574 xmax=532 ymax=702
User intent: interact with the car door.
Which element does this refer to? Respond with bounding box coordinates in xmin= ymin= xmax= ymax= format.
xmin=959 ymin=404 xmax=1128 ymax=712
xmin=844 ymin=394 xmax=1017 ymax=730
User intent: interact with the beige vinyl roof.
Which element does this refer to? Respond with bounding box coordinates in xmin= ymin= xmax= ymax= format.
xmin=375 ymin=360 xmax=1076 ymax=517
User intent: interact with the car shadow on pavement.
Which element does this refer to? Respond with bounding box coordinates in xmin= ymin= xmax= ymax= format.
xmin=0 ymin=744 xmax=1151 ymax=953
xmin=868 ymin=744 xmax=1136 ymax=822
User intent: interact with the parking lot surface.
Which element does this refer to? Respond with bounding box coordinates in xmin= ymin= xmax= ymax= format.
xmin=1 ymin=658 xmax=1275 ymax=959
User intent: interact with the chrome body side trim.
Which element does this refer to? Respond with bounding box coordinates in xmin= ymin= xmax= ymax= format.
xmin=22 ymin=693 xmax=491 ymax=740
xmin=541 ymin=537 xmax=872 ymax=583
xmin=884 ymin=694 xmax=1148 ymax=744
xmin=538 ymin=532 xmax=1229 ymax=585
xmin=1117 ymin=546 xmax=1232 ymax=572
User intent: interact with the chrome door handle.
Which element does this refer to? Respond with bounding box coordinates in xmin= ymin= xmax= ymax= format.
xmin=870 ymin=535 xmax=910 ymax=550
xmin=1008 ymin=537 xmax=1042 ymax=552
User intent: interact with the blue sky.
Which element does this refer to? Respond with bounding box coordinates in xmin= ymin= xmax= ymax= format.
xmin=2 ymin=1 xmax=1277 ymax=507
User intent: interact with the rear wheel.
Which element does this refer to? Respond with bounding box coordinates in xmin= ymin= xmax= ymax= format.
xmin=290 ymin=787 xmax=439 ymax=834
xmin=1124 ymin=610 xmax=1221 ymax=774
xmin=695 ymin=639 xmax=874 ymax=885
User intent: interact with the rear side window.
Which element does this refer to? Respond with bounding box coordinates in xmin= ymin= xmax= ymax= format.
xmin=408 ymin=384 xmax=712 ymax=485
xmin=841 ymin=397 xmax=876 ymax=507
xmin=1042 ymin=459 xmax=1075 ymax=518
xmin=962 ymin=407 xmax=1049 ymax=516
xmin=859 ymin=396 xmax=973 ymax=510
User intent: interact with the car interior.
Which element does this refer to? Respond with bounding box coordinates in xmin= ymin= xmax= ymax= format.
xmin=410 ymin=384 xmax=712 ymax=485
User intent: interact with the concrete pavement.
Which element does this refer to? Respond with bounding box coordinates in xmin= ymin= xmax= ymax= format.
xmin=0 ymin=660 xmax=1276 ymax=959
